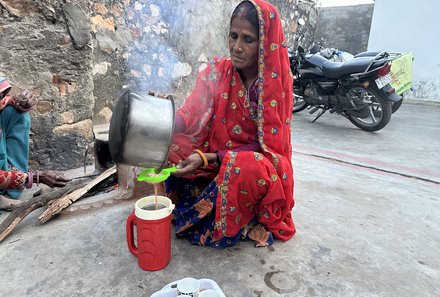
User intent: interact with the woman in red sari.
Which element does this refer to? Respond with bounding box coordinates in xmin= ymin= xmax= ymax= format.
xmin=166 ymin=0 xmax=295 ymax=248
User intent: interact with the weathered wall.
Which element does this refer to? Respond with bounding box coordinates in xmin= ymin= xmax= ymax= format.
xmin=0 ymin=0 xmax=94 ymax=170
xmin=315 ymin=4 xmax=374 ymax=54
xmin=368 ymin=0 xmax=440 ymax=102
xmin=0 ymin=0 xmax=317 ymax=170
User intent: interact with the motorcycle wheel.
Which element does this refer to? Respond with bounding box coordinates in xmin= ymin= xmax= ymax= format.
xmin=391 ymin=98 xmax=403 ymax=113
xmin=293 ymin=95 xmax=308 ymax=113
xmin=345 ymin=83 xmax=392 ymax=132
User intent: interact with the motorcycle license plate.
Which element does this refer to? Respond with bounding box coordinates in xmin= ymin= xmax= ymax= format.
xmin=375 ymin=73 xmax=392 ymax=89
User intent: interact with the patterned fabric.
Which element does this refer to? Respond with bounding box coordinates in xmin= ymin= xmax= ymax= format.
xmin=167 ymin=0 xmax=295 ymax=247
xmin=0 ymin=96 xmax=13 ymax=111
xmin=0 ymin=76 xmax=14 ymax=112
xmin=166 ymin=175 xmax=273 ymax=248
xmin=0 ymin=76 xmax=12 ymax=97
xmin=0 ymin=168 xmax=27 ymax=190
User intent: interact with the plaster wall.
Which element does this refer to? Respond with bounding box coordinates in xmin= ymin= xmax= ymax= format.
xmin=315 ymin=4 xmax=374 ymax=54
xmin=368 ymin=0 xmax=440 ymax=101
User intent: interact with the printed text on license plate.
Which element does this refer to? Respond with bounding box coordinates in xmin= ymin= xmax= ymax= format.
xmin=375 ymin=73 xmax=392 ymax=89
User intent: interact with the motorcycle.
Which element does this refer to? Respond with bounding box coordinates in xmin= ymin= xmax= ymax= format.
xmin=308 ymin=42 xmax=412 ymax=114
xmin=289 ymin=19 xmax=402 ymax=131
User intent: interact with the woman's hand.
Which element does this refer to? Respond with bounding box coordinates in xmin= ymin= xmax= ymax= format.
xmin=173 ymin=153 xmax=204 ymax=176
xmin=36 ymin=170 xmax=69 ymax=188
xmin=13 ymin=90 xmax=38 ymax=112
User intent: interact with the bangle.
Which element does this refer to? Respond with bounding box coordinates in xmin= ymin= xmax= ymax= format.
xmin=26 ymin=171 xmax=33 ymax=189
xmin=192 ymin=149 xmax=208 ymax=168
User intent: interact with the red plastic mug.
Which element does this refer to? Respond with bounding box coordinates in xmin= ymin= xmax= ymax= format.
xmin=126 ymin=195 xmax=175 ymax=271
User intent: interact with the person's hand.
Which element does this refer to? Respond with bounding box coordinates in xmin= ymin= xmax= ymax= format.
xmin=173 ymin=153 xmax=204 ymax=176
xmin=13 ymin=89 xmax=38 ymax=112
xmin=36 ymin=170 xmax=68 ymax=188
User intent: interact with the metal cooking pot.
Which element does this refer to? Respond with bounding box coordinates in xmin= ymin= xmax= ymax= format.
xmin=108 ymin=89 xmax=175 ymax=170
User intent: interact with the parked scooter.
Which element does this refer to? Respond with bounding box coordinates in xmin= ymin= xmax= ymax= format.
xmin=289 ymin=19 xmax=402 ymax=131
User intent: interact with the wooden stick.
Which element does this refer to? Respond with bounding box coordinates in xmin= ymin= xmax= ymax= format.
xmin=38 ymin=166 xmax=117 ymax=224
xmin=0 ymin=184 xmax=83 ymax=242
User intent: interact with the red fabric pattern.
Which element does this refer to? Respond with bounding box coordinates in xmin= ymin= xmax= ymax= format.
xmin=169 ymin=0 xmax=295 ymax=241
xmin=0 ymin=170 xmax=27 ymax=190
xmin=0 ymin=96 xmax=14 ymax=112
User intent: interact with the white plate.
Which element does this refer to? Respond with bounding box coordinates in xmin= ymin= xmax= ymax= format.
xmin=375 ymin=73 xmax=392 ymax=89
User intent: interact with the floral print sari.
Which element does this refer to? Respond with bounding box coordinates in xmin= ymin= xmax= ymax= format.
xmin=167 ymin=0 xmax=295 ymax=248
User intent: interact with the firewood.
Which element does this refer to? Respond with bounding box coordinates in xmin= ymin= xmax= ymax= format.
xmin=0 ymin=183 xmax=83 ymax=242
xmin=38 ymin=166 xmax=117 ymax=224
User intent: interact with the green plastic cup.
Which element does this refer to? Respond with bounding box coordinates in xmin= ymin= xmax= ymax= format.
xmin=137 ymin=167 xmax=177 ymax=184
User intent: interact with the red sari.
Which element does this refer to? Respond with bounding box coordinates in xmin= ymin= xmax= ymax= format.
xmin=168 ymin=0 xmax=295 ymax=243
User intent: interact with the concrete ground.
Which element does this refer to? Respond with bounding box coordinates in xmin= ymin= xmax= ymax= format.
xmin=0 ymin=102 xmax=439 ymax=297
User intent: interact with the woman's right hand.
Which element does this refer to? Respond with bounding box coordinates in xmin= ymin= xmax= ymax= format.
xmin=173 ymin=153 xmax=204 ymax=176
xmin=36 ymin=170 xmax=69 ymax=188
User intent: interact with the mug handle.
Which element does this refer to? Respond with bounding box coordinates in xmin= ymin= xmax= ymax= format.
xmin=126 ymin=212 xmax=138 ymax=257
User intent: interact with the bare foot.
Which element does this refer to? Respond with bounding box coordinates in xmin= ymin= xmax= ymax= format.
xmin=0 ymin=195 xmax=22 ymax=211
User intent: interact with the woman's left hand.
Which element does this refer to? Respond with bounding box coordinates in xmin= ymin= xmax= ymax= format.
xmin=37 ymin=170 xmax=69 ymax=188
xmin=13 ymin=89 xmax=38 ymax=112
xmin=173 ymin=153 xmax=204 ymax=176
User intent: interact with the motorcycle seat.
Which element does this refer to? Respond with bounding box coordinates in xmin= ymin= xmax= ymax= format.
xmin=354 ymin=51 xmax=382 ymax=58
xmin=322 ymin=57 xmax=387 ymax=79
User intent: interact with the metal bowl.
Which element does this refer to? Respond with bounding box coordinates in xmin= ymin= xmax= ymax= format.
xmin=109 ymin=89 xmax=175 ymax=170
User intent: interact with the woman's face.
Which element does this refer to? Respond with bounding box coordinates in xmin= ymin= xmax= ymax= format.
xmin=228 ymin=16 xmax=259 ymax=73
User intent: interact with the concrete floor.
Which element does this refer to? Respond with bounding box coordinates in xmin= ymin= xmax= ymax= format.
xmin=0 ymin=102 xmax=439 ymax=297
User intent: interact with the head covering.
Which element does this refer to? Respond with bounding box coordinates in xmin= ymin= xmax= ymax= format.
xmin=0 ymin=76 xmax=12 ymax=97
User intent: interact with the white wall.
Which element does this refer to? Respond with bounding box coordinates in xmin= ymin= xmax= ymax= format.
xmin=368 ymin=0 xmax=440 ymax=101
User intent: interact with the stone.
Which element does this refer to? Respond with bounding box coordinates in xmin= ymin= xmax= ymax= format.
xmin=94 ymin=3 xmax=108 ymax=15
xmin=172 ymin=62 xmax=192 ymax=78
xmin=62 ymin=2 xmax=90 ymax=48
xmin=96 ymin=33 xmax=117 ymax=51
xmin=36 ymin=101 xmax=53 ymax=114
xmin=53 ymin=119 xmax=93 ymax=138
xmin=60 ymin=111 xmax=74 ymax=124
xmin=0 ymin=0 xmax=38 ymax=17
xmin=130 ymin=69 xmax=141 ymax=78
xmin=90 ymin=15 xmax=115 ymax=33
xmin=97 ymin=107 xmax=112 ymax=123
xmin=33 ymin=0 xmax=59 ymax=23
xmin=52 ymin=75 xmax=76 ymax=96
xmin=92 ymin=62 xmax=111 ymax=76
